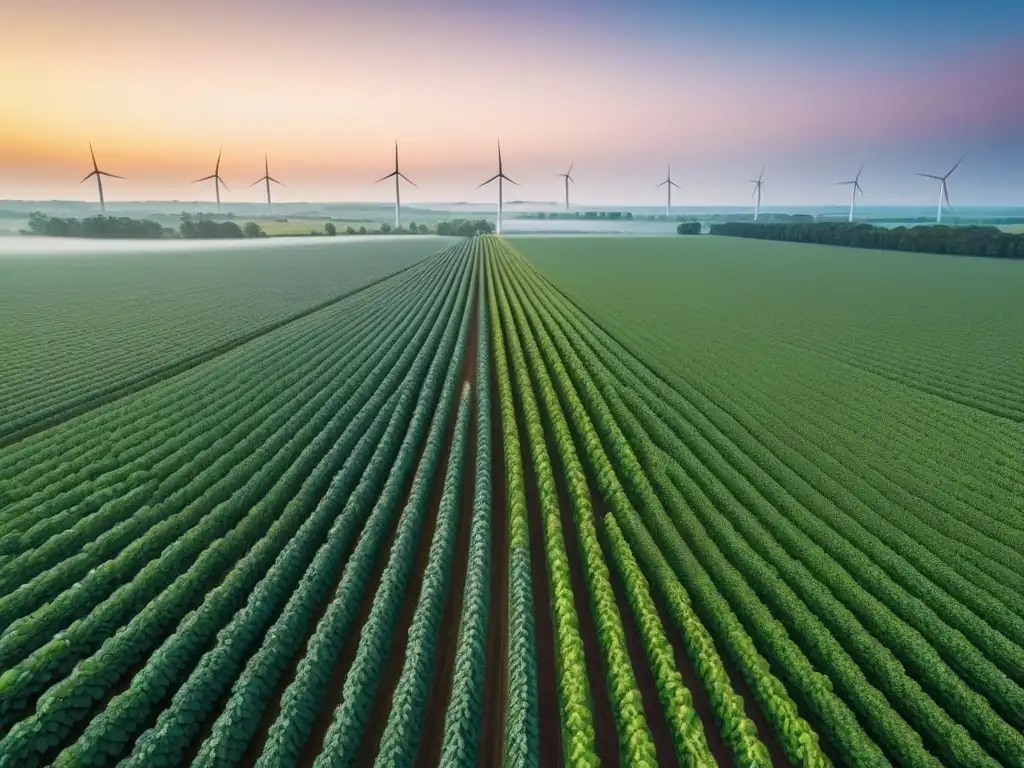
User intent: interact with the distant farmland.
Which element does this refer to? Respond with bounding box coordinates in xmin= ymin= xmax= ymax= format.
xmin=0 ymin=235 xmax=1021 ymax=767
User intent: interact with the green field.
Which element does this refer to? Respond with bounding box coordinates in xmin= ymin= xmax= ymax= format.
xmin=0 ymin=238 xmax=449 ymax=442
xmin=0 ymin=234 xmax=1021 ymax=767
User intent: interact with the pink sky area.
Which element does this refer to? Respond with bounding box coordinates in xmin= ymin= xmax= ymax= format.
xmin=2 ymin=0 xmax=1022 ymax=205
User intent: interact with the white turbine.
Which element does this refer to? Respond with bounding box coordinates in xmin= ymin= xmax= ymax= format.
xmin=656 ymin=164 xmax=681 ymax=216
xmin=249 ymin=154 xmax=284 ymax=215
xmin=476 ymin=140 xmax=519 ymax=235
xmin=556 ymin=162 xmax=575 ymax=210
xmin=376 ymin=141 xmax=418 ymax=230
xmin=750 ymin=166 xmax=765 ymax=221
xmin=917 ymin=155 xmax=965 ymax=224
xmin=192 ymin=146 xmax=229 ymax=214
xmin=79 ymin=142 xmax=125 ymax=215
xmin=836 ymin=165 xmax=864 ymax=222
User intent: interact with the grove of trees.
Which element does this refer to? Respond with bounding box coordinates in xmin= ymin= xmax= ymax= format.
xmin=21 ymin=213 xmax=171 ymax=239
xmin=676 ymin=222 xmax=700 ymax=235
xmin=710 ymin=221 xmax=1024 ymax=260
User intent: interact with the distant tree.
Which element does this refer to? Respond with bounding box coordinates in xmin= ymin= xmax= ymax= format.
xmin=22 ymin=212 xmax=167 ymax=238
xmin=358 ymin=226 xmax=367 ymax=234
xmin=243 ymin=222 xmax=266 ymax=238
xmin=708 ymin=221 xmax=1024 ymax=260
xmin=380 ymin=222 xmax=392 ymax=234
xmin=434 ymin=218 xmax=494 ymax=237
xmin=407 ymin=221 xmax=418 ymax=234
xmin=346 ymin=226 xmax=357 ymax=235
xmin=324 ymin=222 xmax=337 ymax=235
xmin=677 ymin=222 xmax=701 ymax=235
xmin=180 ymin=216 xmax=246 ymax=239
xmin=418 ymin=223 xmax=429 ymax=234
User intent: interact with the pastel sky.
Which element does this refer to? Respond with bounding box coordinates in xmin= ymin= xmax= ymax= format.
xmin=2 ymin=0 xmax=1022 ymax=206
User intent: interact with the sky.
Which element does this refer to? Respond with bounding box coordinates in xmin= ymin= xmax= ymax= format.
xmin=2 ymin=0 xmax=1022 ymax=207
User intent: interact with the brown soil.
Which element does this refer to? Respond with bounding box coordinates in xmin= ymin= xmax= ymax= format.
xmin=539 ymin=423 xmax=618 ymax=766
xmin=414 ymin=274 xmax=480 ymax=767
xmin=479 ymin=274 xmax=510 ymax=768
xmin=507 ymin=329 xmax=563 ymax=767
xmin=579 ymin=471 xmax=681 ymax=768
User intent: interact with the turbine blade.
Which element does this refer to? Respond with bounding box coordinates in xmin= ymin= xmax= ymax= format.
xmin=502 ymin=174 xmax=520 ymax=187
xmin=218 ymin=177 xmax=230 ymax=192
xmin=268 ymin=176 xmax=284 ymax=186
xmin=249 ymin=177 xmax=265 ymax=188
xmin=567 ymin=176 xmax=574 ymax=184
xmin=943 ymin=184 xmax=952 ymax=208
xmin=376 ymin=171 xmax=398 ymax=184
xmin=917 ymin=173 xmax=943 ymax=180
xmin=670 ymin=181 xmax=681 ymax=188
xmin=193 ymin=175 xmax=216 ymax=183
xmin=656 ymin=180 xmax=668 ymax=188
xmin=399 ymin=172 xmax=419 ymax=188
xmin=99 ymin=172 xmax=125 ymax=179
xmin=758 ymin=165 xmax=765 ymax=182
xmin=855 ymin=164 xmax=864 ymax=182
xmin=567 ymin=162 xmax=574 ymax=176
xmin=79 ymin=171 xmax=98 ymax=184
xmin=89 ymin=142 xmax=99 ymax=171
xmin=476 ymin=174 xmax=500 ymax=189
xmin=946 ymin=153 xmax=966 ymax=177
xmin=215 ymin=146 xmax=223 ymax=173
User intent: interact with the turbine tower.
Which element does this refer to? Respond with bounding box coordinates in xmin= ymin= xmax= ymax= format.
xmin=656 ymin=164 xmax=680 ymax=216
xmin=192 ymin=146 xmax=229 ymax=214
xmin=477 ymin=140 xmax=519 ymax=235
xmin=917 ymin=155 xmax=965 ymax=224
xmin=750 ymin=166 xmax=765 ymax=221
xmin=837 ymin=165 xmax=864 ymax=222
xmin=376 ymin=141 xmax=418 ymax=230
xmin=79 ymin=142 xmax=124 ymax=215
xmin=249 ymin=154 xmax=284 ymax=215
xmin=556 ymin=162 xmax=575 ymax=210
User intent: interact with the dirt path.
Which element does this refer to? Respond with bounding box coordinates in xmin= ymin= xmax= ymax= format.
xmin=507 ymin=331 xmax=563 ymax=767
xmin=414 ymin=270 xmax=480 ymax=767
xmin=480 ymin=268 xmax=510 ymax=768
xmin=541 ymin=425 xmax=618 ymax=766
xmin=580 ymin=470 xmax=680 ymax=767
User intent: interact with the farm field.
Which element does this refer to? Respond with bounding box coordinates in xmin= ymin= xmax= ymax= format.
xmin=0 ymin=234 xmax=1021 ymax=767
xmin=0 ymin=238 xmax=449 ymax=444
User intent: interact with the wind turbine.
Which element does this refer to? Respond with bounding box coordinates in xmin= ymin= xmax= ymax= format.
xmin=750 ymin=166 xmax=765 ymax=221
xmin=836 ymin=165 xmax=864 ymax=222
xmin=249 ymin=154 xmax=284 ymax=215
xmin=656 ymin=164 xmax=681 ymax=216
xmin=476 ymin=140 xmax=519 ymax=235
xmin=556 ymin=162 xmax=575 ymax=210
xmin=917 ymin=155 xmax=965 ymax=224
xmin=192 ymin=146 xmax=229 ymax=214
xmin=79 ymin=142 xmax=124 ymax=215
xmin=376 ymin=141 xmax=418 ymax=230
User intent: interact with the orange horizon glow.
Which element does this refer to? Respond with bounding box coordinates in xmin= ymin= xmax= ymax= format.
xmin=3 ymin=1 xmax=1022 ymax=205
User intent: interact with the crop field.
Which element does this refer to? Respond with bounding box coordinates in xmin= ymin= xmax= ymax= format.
xmin=0 ymin=234 xmax=1021 ymax=767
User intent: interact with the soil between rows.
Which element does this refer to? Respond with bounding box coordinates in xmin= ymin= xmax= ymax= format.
xmin=505 ymin=328 xmax=564 ymax=767
xmin=414 ymin=270 xmax=481 ymax=767
xmin=480 ymin=263 xmax=511 ymax=768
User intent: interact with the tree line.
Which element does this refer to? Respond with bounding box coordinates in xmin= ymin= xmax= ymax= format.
xmin=708 ymin=221 xmax=1024 ymax=260
xmin=20 ymin=213 xmax=494 ymax=240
